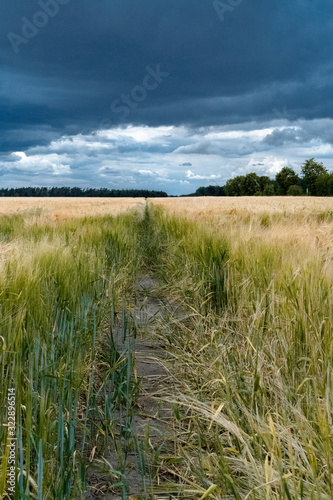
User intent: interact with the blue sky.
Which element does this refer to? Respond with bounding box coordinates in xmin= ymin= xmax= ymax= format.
xmin=1 ymin=0 xmax=333 ymax=194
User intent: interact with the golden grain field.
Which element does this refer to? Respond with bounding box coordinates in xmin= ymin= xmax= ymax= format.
xmin=151 ymin=196 xmax=333 ymax=255
xmin=150 ymin=195 xmax=333 ymax=218
xmin=0 ymin=197 xmax=144 ymax=220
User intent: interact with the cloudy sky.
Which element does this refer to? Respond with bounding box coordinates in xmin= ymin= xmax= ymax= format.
xmin=1 ymin=0 xmax=332 ymax=194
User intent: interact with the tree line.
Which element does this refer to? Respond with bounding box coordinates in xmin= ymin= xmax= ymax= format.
xmin=193 ymin=158 xmax=333 ymax=197
xmin=0 ymin=187 xmax=168 ymax=198
xmin=1 ymin=158 xmax=331 ymax=198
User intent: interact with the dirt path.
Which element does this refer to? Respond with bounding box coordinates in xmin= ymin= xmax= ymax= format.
xmin=131 ymin=276 xmax=175 ymax=443
xmin=85 ymin=275 xmax=179 ymax=499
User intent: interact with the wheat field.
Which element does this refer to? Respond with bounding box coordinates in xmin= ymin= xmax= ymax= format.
xmin=0 ymin=201 xmax=145 ymax=499
xmin=151 ymin=196 xmax=333 ymax=256
xmin=148 ymin=196 xmax=333 ymax=499
xmin=1 ymin=196 xmax=333 ymax=499
xmin=150 ymin=195 xmax=333 ymax=218
xmin=0 ymin=197 xmax=144 ymax=220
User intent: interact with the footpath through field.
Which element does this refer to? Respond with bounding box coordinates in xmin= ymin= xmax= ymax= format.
xmin=85 ymin=203 xmax=185 ymax=499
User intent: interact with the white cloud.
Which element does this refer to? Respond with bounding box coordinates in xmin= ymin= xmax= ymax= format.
xmin=10 ymin=151 xmax=71 ymax=175
xmin=97 ymin=125 xmax=175 ymax=144
xmin=139 ymin=169 xmax=154 ymax=175
xmin=186 ymin=170 xmax=222 ymax=180
xmin=246 ymin=156 xmax=289 ymax=175
xmin=1 ymin=120 xmax=333 ymax=194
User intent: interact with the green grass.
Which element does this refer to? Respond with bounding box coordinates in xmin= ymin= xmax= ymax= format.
xmin=0 ymin=210 xmax=143 ymax=499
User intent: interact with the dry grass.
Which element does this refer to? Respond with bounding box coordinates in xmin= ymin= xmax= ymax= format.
xmin=149 ymin=196 xmax=333 ymax=219
xmin=0 ymin=197 xmax=144 ymax=221
xmin=150 ymin=196 xmax=333 ymax=257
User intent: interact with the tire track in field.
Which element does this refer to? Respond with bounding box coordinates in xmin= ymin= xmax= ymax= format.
xmin=85 ymin=274 xmax=180 ymax=499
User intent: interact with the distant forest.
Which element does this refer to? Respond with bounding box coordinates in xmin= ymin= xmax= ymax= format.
xmin=0 ymin=187 xmax=168 ymax=198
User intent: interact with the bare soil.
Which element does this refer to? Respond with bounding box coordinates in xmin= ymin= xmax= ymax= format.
xmin=85 ymin=275 xmax=179 ymax=499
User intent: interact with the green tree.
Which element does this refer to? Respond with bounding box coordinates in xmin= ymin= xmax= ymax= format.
xmin=301 ymin=158 xmax=328 ymax=195
xmin=315 ymin=173 xmax=333 ymax=197
xmin=195 ymin=187 xmax=206 ymax=196
xmin=287 ymin=185 xmax=303 ymax=196
xmin=226 ymin=174 xmax=275 ymax=196
xmin=225 ymin=176 xmax=245 ymax=196
xmin=242 ymin=173 xmax=261 ymax=195
xmin=275 ymin=167 xmax=299 ymax=195
xmin=263 ymin=183 xmax=275 ymax=196
xmin=259 ymin=176 xmax=273 ymax=193
xmin=195 ymin=185 xmax=226 ymax=196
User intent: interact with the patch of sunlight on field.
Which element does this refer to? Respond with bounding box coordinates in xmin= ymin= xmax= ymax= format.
xmin=0 ymin=197 xmax=145 ymax=221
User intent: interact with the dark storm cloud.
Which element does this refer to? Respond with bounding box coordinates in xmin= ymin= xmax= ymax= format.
xmin=263 ymin=120 xmax=333 ymax=147
xmin=263 ymin=128 xmax=302 ymax=147
xmin=0 ymin=0 xmax=332 ymax=153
